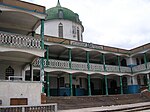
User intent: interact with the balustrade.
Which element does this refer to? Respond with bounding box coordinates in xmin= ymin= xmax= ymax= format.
xmin=0 ymin=104 xmax=57 ymax=112
xmin=105 ymin=65 xmax=120 ymax=72
xmin=34 ymin=59 xmax=132 ymax=73
xmin=89 ymin=63 xmax=104 ymax=71
xmin=72 ymin=62 xmax=88 ymax=71
xmin=132 ymin=64 xmax=146 ymax=73
xmin=48 ymin=59 xmax=69 ymax=69
xmin=0 ymin=31 xmax=41 ymax=49
xmin=120 ymin=66 xmax=132 ymax=73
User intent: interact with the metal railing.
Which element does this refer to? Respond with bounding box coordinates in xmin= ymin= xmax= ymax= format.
xmin=0 ymin=104 xmax=57 ymax=112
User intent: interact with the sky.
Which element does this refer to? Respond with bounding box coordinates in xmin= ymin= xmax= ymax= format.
xmin=23 ymin=0 xmax=150 ymax=49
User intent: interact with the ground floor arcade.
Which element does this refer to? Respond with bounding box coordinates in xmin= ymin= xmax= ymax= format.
xmin=25 ymin=69 xmax=150 ymax=97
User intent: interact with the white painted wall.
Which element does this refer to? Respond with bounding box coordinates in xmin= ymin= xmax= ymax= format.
xmin=36 ymin=19 xmax=83 ymax=41
xmin=126 ymin=57 xmax=137 ymax=66
xmin=0 ymin=81 xmax=42 ymax=106
xmin=127 ymin=76 xmax=138 ymax=85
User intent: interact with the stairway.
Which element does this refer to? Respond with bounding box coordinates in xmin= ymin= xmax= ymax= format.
xmin=47 ymin=92 xmax=150 ymax=110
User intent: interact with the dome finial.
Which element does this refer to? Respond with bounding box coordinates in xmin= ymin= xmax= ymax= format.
xmin=57 ymin=0 xmax=61 ymax=7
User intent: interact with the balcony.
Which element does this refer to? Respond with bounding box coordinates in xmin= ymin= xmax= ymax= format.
xmin=132 ymin=62 xmax=150 ymax=73
xmin=33 ymin=59 xmax=132 ymax=73
xmin=0 ymin=31 xmax=41 ymax=49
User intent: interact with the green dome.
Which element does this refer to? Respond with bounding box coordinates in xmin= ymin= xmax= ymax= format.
xmin=46 ymin=1 xmax=82 ymax=25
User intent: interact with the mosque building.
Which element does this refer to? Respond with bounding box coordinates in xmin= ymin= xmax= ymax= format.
xmin=35 ymin=0 xmax=150 ymax=96
xmin=0 ymin=0 xmax=150 ymax=107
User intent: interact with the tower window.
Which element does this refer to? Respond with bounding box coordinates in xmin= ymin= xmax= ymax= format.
xmin=58 ymin=23 xmax=63 ymax=37
xmin=72 ymin=26 xmax=76 ymax=34
xmin=58 ymin=10 xmax=63 ymax=19
xmin=77 ymin=27 xmax=80 ymax=41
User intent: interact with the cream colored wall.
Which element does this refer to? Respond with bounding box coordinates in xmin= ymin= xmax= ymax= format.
xmin=0 ymin=81 xmax=42 ymax=106
xmin=36 ymin=19 xmax=83 ymax=41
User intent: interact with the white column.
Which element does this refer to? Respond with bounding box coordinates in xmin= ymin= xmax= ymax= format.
xmin=22 ymin=69 xmax=25 ymax=81
xmin=30 ymin=64 xmax=33 ymax=81
xmin=132 ymin=76 xmax=138 ymax=85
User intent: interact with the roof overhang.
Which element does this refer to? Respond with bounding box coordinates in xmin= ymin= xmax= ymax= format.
xmin=0 ymin=0 xmax=47 ymax=35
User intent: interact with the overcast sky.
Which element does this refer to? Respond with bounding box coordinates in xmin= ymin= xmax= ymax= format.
xmin=23 ymin=0 xmax=150 ymax=49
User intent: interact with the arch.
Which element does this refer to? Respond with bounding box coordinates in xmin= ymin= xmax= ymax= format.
xmin=72 ymin=47 xmax=87 ymax=52
xmin=49 ymin=44 xmax=68 ymax=49
xmin=121 ymin=58 xmax=127 ymax=66
xmin=107 ymin=73 xmax=120 ymax=76
xmin=0 ymin=46 xmax=44 ymax=57
xmin=58 ymin=23 xmax=63 ymax=37
xmin=90 ymin=73 xmax=105 ymax=78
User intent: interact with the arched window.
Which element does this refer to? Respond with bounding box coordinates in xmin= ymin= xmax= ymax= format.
xmin=58 ymin=23 xmax=63 ymax=37
xmin=121 ymin=59 xmax=127 ymax=66
xmin=5 ymin=66 xmax=14 ymax=80
xmin=58 ymin=10 xmax=63 ymax=19
xmin=77 ymin=27 xmax=80 ymax=41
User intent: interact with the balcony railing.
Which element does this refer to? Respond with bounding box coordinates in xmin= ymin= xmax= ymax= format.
xmin=33 ymin=59 xmax=132 ymax=73
xmin=0 ymin=104 xmax=57 ymax=112
xmin=120 ymin=66 xmax=132 ymax=73
xmin=72 ymin=62 xmax=88 ymax=71
xmin=132 ymin=64 xmax=146 ymax=73
xmin=89 ymin=63 xmax=104 ymax=72
xmin=105 ymin=65 xmax=119 ymax=72
xmin=0 ymin=31 xmax=41 ymax=49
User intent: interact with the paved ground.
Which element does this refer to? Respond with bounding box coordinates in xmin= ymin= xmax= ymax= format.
xmin=58 ymin=102 xmax=150 ymax=112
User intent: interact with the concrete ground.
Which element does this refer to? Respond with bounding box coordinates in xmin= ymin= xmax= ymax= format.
xmin=58 ymin=102 xmax=150 ymax=112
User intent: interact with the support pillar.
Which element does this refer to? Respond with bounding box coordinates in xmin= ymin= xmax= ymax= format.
xmin=46 ymin=72 xmax=50 ymax=96
xmin=104 ymin=75 xmax=108 ymax=95
xmin=88 ymin=74 xmax=91 ymax=96
xmin=147 ymin=74 xmax=150 ymax=92
xmin=68 ymin=48 xmax=72 ymax=69
xmin=86 ymin=51 xmax=90 ymax=70
xmin=30 ymin=64 xmax=33 ymax=81
xmin=120 ymin=76 xmax=123 ymax=94
xmin=40 ymin=19 xmax=45 ymax=93
xmin=46 ymin=46 xmax=49 ymax=66
xmin=32 ymin=31 xmax=35 ymax=37
xmin=69 ymin=74 xmax=73 ymax=96
xmin=100 ymin=77 xmax=103 ymax=95
xmin=117 ymin=56 xmax=121 ymax=72
xmin=57 ymin=77 xmax=60 ymax=96
xmin=144 ymin=53 xmax=147 ymax=69
xmin=102 ymin=53 xmax=106 ymax=71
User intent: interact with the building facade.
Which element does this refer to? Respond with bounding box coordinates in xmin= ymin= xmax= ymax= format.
xmin=34 ymin=0 xmax=150 ymax=97
xmin=0 ymin=0 xmax=150 ymax=107
xmin=0 ymin=0 xmax=46 ymax=106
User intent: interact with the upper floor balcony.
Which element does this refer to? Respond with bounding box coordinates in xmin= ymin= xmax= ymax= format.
xmin=33 ymin=58 xmax=132 ymax=74
xmin=132 ymin=62 xmax=150 ymax=74
xmin=0 ymin=31 xmax=41 ymax=49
